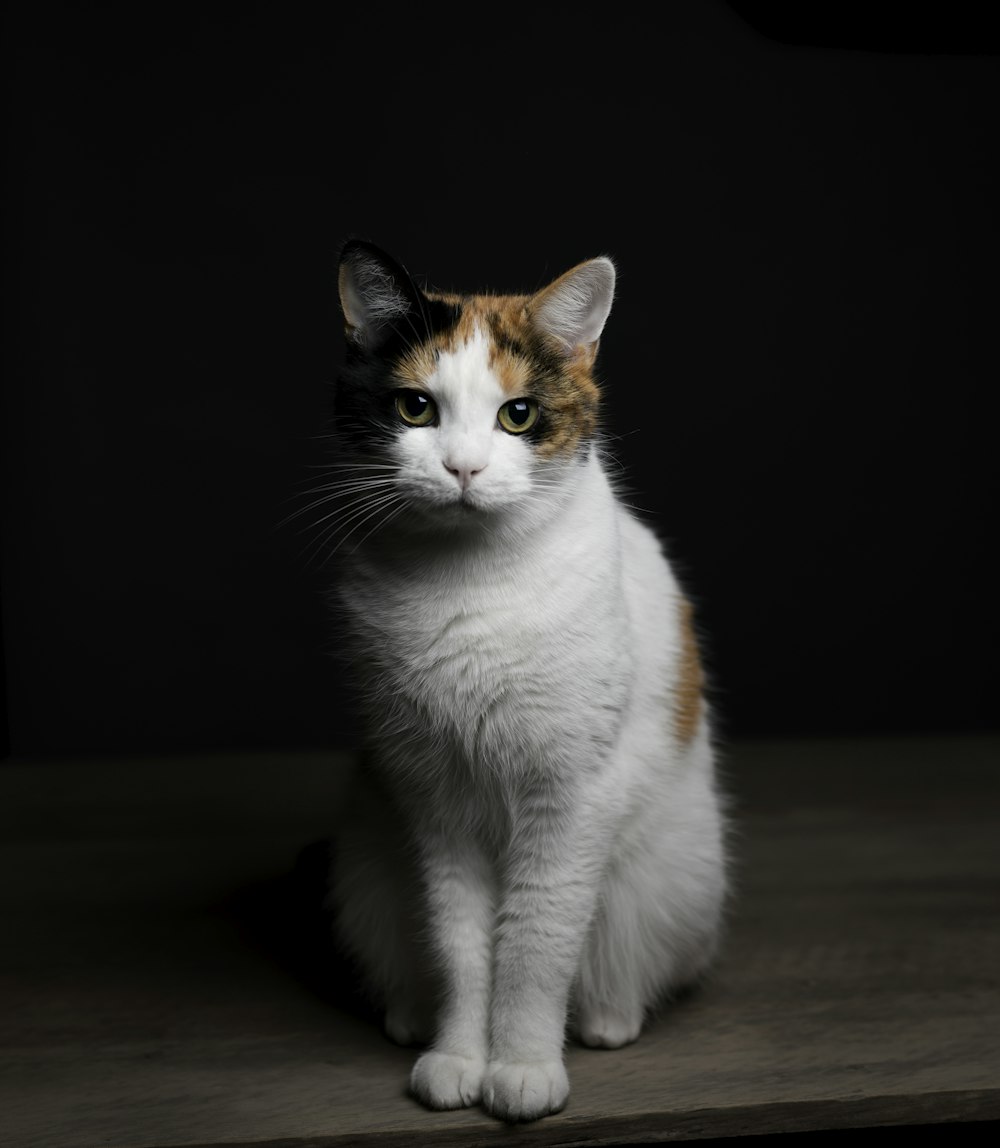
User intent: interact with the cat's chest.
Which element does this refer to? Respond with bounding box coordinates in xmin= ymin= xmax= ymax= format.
xmin=341 ymin=536 xmax=627 ymax=732
xmin=359 ymin=557 xmax=577 ymax=681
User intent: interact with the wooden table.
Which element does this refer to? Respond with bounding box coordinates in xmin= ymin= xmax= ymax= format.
xmin=1 ymin=735 xmax=998 ymax=1146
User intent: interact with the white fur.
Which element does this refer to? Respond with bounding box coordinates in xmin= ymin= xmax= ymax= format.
xmin=328 ymin=329 xmax=727 ymax=1124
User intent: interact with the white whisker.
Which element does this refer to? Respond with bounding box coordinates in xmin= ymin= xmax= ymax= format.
xmin=278 ymin=481 xmax=397 ymax=529
xmin=299 ymin=488 xmax=400 ymax=537
xmin=301 ymin=491 xmax=404 ymax=566
xmin=314 ymin=493 xmax=407 ymax=568
xmin=343 ymin=499 xmax=409 ymax=556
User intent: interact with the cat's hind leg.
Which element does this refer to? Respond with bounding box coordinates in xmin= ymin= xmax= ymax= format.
xmin=573 ymin=876 xmax=649 ymax=1049
xmin=573 ymin=734 xmax=727 ymax=1049
xmin=327 ymin=767 xmax=436 ymax=1047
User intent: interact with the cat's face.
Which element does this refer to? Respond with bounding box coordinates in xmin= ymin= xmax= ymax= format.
xmin=388 ymin=324 xmax=553 ymax=516
xmin=328 ymin=241 xmax=615 ymax=542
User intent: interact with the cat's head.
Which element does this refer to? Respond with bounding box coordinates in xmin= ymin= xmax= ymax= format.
xmin=329 ymin=240 xmax=615 ymax=541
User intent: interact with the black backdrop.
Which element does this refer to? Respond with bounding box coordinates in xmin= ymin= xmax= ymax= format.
xmin=3 ymin=2 xmax=998 ymax=758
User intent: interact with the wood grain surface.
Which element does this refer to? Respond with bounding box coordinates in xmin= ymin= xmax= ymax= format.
xmin=1 ymin=735 xmax=998 ymax=1147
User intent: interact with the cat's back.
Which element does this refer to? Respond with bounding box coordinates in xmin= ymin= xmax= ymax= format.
xmin=617 ymin=499 xmax=690 ymax=664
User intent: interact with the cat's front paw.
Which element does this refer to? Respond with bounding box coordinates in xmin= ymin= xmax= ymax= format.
xmin=410 ymin=1050 xmax=486 ymax=1110
xmin=482 ymin=1058 xmax=569 ymax=1122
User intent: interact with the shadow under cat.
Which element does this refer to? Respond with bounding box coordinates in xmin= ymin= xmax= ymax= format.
xmin=220 ymin=838 xmax=378 ymax=1030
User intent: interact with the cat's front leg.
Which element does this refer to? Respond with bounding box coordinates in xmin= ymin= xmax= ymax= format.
xmin=482 ymin=778 xmax=616 ymax=1123
xmin=409 ymin=828 xmax=496 ymax=1110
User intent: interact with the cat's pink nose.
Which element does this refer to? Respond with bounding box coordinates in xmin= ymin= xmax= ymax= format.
xmin=443 ymin=461 xmax=486 ymax=491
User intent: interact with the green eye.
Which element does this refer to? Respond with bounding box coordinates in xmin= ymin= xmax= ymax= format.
xmin=395 ymin=390 xmax=437 ymax=427
xmin=497 ymin=398 xmax=539 ymax=434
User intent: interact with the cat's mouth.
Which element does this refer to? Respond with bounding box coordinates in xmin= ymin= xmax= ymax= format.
xmin=439 ymin=488 xmax=498 ymax=518
xmin=406 ymin=488 xmax=488 ymax=520
xmin=407 ymin=483 xmax=507 ymax=520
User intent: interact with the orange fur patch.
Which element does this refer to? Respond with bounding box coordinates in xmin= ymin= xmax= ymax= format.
xmin=673 ymin=597 xmax=705 ymax=743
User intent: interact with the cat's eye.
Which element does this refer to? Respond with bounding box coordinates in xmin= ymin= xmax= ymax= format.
xmin=497 ymin=398 xmax=539 ymax=435
xmin=395 ymin=390 xmax=437 ymax=427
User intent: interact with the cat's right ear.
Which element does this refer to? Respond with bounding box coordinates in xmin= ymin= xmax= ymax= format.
xmin=531 ymin=256 xmax=616 ymax=360
xmin=337 ymin=240 xmax=420 ymax=349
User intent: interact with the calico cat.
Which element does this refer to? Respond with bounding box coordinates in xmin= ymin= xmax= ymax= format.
xmin=324 ymin=240 xmax=727 ymax=1123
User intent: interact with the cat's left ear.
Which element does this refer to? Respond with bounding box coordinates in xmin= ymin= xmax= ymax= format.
xmin=531 ymin=257 xmax=616 ymax=358
xmin=337 ymin=239 xmax=422 ymax=350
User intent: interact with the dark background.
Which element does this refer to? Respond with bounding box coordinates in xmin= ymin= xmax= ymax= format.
xmin=3 ymin=1 xmax=998 ymax=760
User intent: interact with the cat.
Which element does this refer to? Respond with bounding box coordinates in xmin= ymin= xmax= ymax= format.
xmin=323 ymin=239 xmax=728 ymax=1123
